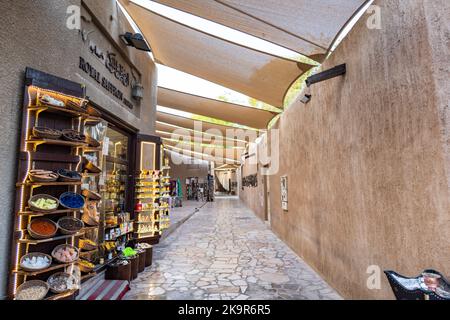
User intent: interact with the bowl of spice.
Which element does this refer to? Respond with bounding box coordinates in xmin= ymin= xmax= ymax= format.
xmin=52 ymin=244 xmax=79 ymax=264
xmin=28 ymin=194 xmax=59 ymax=213
xmin=16 ymin=280 xmax=49 ymax=300
xmin=57 ymin=217 xmax=84 ymax=235
xmin=27 ymin=218 xmax=58 ymax=239
xmin=59 ymin=192 xmax=85 ymax=210
xmin=57 ymin=169 xmax=82 ymax=182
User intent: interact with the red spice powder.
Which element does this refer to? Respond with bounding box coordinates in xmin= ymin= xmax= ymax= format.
xmin=31 ymin=220 xmax=56 ymax=235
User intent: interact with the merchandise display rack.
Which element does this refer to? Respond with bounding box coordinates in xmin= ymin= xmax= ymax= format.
xmin=8 ymin=69 xmax=89 ymax=300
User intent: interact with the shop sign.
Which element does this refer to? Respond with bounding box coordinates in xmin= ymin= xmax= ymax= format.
xmin=78 ymin=37 xmax=137 ymax=110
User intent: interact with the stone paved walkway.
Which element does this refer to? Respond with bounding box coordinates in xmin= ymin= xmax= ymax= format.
xmin=125 ymin=197 xmax=341 ymax=300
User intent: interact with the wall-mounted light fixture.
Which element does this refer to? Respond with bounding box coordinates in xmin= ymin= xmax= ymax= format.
xmin=306 ymin=64 xmax=346 ymax=87
xmin=132 ymin=83 xmax=144 ymax=100
xmin=300 ymin=64 xmax=347 ymax=104
xmin=120 ymin=32 xmax=152 ymax=52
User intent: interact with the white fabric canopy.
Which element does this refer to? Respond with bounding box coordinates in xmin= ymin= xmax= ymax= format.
xmin=158 ymin=87 xmax=278 ymax=129
xmin=153 ymin=0 xmax=369 ymax=61
xmin=157 ymin=111 xmax=260 ymax=141
xmin=119 ymin=0 xmax=313 ymax=108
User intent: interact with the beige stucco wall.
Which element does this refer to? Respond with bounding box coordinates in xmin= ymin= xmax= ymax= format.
xmin=0 ymin=0 xmax=157 ymax=298
xmin=240 ymin=0 xmax=450 ymax=299
xmin=239 ymin=158 xmax=266 ymax=221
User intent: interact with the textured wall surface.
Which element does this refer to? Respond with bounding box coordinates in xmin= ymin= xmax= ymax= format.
xmin=240 ymin=0 xmax=450 ymax=299
xmin=0 ymin=0 xmax=157 ymax=298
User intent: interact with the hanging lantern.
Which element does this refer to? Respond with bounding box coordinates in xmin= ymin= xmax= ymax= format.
xmin=132 ymin=83 xmax=144 ymax=100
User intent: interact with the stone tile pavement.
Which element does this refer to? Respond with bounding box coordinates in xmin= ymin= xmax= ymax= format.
xmin=125 ymin=197 xmax=342 ymax=300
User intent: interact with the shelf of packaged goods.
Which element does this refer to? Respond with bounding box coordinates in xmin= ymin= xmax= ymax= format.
xmin=17 ymin=181 xmax=82 ymax=187
xmin=18 ymin=209 xmax=80 ymax=216
xmin=109 ymin=230 xmax=134 ymax=241
xmin=134 ymin=221 xmax=155 ymax=224
xmin=134 ymin=233 xmax=160 ymax=240
xmin=29 ymin=104 xmax=89 ymax=118
xmin=18 ymin=231 xmax=85 ymax=244
xmin=26 ymin=139 xmax=87 ymax=151
xmin=13 ymin=263 xmax=74 ymax=277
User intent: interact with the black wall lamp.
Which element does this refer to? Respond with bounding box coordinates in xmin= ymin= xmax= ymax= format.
xmin=120 ymin=32 xmax=152 ymax=52
xmin=301 ymin=64 xmax=347 ymax=104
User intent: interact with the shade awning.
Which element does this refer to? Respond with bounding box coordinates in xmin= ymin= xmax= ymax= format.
xmin=162 ymin=138 xmax=244 ymax=160
xmin=158 ymin=87 xmax=278 ymax=129
xmin=163 ymin=139 xmax=245 ymax=161
xmin=157 ymin=112 xmax=260 ymax=141
xmin=165 ymin=145 xmax=241 ymax=164
xmin=153 ymin=0 xmax=369 ymax=62
xmin=157 ymin=129 xmax=246 ymax=149
xmin=119 ymin=0 xmax=313 ymax=108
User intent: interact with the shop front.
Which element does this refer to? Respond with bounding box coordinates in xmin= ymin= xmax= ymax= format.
xmin=0 ymin=1 xmax=170 ymax=300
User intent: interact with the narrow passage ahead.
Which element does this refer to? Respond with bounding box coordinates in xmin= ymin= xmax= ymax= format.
xmin=125 ymin=197 xmax=341 ymax=300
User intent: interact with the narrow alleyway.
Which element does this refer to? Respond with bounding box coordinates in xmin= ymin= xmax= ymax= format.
xmin=125 ymin=198 xmax=341 ymax=300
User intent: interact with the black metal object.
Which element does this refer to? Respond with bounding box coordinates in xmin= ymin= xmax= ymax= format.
xmin=120 ymin=32 xmax=152 ymax=52
xmin=306 ymin=64 xmax=346 ymax=87
xmin=384 ymin=270 xmax=450 ymax=300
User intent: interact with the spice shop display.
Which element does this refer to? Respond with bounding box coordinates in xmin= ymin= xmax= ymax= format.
xmin=8 ymin=73 xmax=95 ymax=299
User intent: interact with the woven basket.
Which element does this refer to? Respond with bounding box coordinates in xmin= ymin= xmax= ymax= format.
xmin=51 ymin=244 xmax=79 ymax=264
xmin=77 ymin=260 xmax=95 ymax=273
xmin=20 ymin=253 xmax=52 ymax=272
xmin=59 ymin=192 xmax=85 ymax=210
xmin=57 ymin=217 xmax=84 ymax=235
xmin=28 ymin=194 xmax=59 ymax=213
xmin=27 ymin=218 xmax=58 ymax=240
xmin=57 ymin=169 xmax=82 ymax=182
xmin=32 ymin=127 xmax=62 ymax=140
xmin=15 ymin=280 xmax=49 ymax=300
xmin=47 ymin=272 xmax=77 ymax=294
xmin=28 ymin=171 xmax=58 ymax=183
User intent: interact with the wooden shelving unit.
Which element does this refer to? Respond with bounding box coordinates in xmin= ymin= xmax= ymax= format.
xmin=7 ymin=70 xmax=89 ymax=300
xmin=13 ymin=263 xmax=74 ymax=276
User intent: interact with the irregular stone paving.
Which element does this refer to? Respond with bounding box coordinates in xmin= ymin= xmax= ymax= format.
xmin=124 ymin=197 xmax=342 ymax=300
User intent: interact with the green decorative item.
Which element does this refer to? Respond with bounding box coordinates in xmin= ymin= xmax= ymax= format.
xmin=122 ymin=247 xmax=137 ymax=258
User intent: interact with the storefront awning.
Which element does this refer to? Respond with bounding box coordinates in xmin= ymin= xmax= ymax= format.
xmin=156 ymin=111 xmax=260 ymax=141
xmin=158 ymin=87 xmax=278 ymax=129
xmin=118 ymin=0 xmax=314 ymax=108
xmin=152 ymin=0 xmax=370 ymax=62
